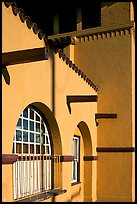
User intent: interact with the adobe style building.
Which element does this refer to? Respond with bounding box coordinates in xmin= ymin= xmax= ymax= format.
xmin=2 ymin=1 xmax=135 ymax=202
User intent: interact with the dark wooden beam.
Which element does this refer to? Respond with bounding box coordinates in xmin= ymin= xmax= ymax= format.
xmin=96 ymin=147 xmax=135 ymax=152
xmin=2 ymin=154 xmax=18 ymax=164
xmin=2 ymin=47 xmax=48 ymax=66
xmin=95 ymin=113 xmax=117 ymax=119
xmin=67 ymin=95 xmax=98 ymax=114
xmin=60 ymin=155 xmax=74 ymax=162
xmin=83 ymin=156 xmax=98 ymax=161
xmin=95 ymin=113 xmax=117 ymax=126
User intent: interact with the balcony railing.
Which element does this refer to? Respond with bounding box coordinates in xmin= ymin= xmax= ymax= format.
xmin=13 ymin=154 xmax=62 ymax=200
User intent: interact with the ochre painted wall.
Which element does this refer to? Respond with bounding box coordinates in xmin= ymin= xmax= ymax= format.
xmin=97 ymin=152 xmax=134 ymax=202
xmin=101 ymin=2 xmax=130 ymax=26
xmin=74 ymin=29 xmax=133 ymax=147
xmin=74 ymin=16 xmax=135 ymax=202
xmin=2 ymin=165 xmax=13 ymax=202
xmin=2 ymin=3 xmax=44 ymax=52
xmin=2 ymin=3 xmax=97 ymax=202
xmin=2 ymin=2 xmax=135 ymax=202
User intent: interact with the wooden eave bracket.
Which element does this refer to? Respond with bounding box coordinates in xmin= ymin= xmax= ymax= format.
xmin=47 ymin=36 xmax=72 ymax=50
xmin=2 ymin=47 xmax=49 ymax=66
xmin=95 ymin=113 xmax=117 ymax=126
xmin=66 ymin=95 xmax=98 ymax=114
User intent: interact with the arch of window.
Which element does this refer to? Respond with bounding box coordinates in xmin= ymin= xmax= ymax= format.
xmin=13 ymin=106 xmax=53 ymax=200
xmin=13 ymin=106 xmax=52 ymax=155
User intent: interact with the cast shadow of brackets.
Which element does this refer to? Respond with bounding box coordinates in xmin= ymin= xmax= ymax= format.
xmin=2 ymin=65 xmax=10 ymax=85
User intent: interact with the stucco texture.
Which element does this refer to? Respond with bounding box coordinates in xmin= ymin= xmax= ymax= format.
xmin=2 ymin=3 xmax=97 ymax=202
xmin=74 ymin=33 xmax=132 ymax=147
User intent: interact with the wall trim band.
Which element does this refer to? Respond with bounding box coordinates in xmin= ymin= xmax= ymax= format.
xmin=60 ymin=155 xmax=74 ymax=162
xmin=2 ymin=154 xmax=18 ymax=164
xmin=96 ymin=147 xmax=135 ymax=152
xmin=2 ymin=154 xmax=75 ymax=164
xmin=83 ymin=156 xmax=98 ymax=161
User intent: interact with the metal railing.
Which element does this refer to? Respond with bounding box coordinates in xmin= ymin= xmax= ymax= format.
xmin=13 ymin=154 xmax=61 ymax=200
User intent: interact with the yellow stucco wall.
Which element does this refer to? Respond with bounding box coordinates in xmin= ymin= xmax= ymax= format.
xmin=74 ymin=15 xmax=135 ymax=203
xmin=2 ymin=3 xmax=45 ymax=52
xmin=74 ymin=28 xmax=133 ymax=147
xmin=101 ymin=2 xmax=130 ymax=26
xmin=2 ymin=3 xmax=97 ymax=202
xmin=2 ymin=165 xmax=13 ymax=202
xmin=97 ymin=152 xmax=134 ymax=202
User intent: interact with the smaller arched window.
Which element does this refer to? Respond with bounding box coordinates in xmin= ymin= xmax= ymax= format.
xmin=13 ymin=106 xmax=52 ymax=200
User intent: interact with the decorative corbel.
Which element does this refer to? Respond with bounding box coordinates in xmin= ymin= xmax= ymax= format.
xmin=95 ymin=113 xmax=117 ymax=126
xmin=66 ymin=95 xmax=98 ymax=114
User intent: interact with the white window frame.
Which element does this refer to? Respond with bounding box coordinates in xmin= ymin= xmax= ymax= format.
xmin=71 ymin=136 xmax=80 ymax=184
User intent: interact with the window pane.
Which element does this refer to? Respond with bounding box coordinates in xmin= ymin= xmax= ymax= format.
xmin=23 ymin=144 xmax=28 ymax=153
xmin=30 ymin=144 xmax=34 ymax=154
xmin=72 ymin=161 xmax=75 ymax=180
xmin=30 ymin=109 xmax=34 ymax=120
xmin=45 ymin=136 xmax=49 ymax=144
xmin=41 ymin=123 xmax=45 ymax=134
xmin=36 ymin=123 xmax=40 ymax=132
xmin=16 ymin=130 xmax=22 ymax=141
xmin=17 ymin=118 xmax=22 ymax=129
xmin=73 ymin=161 xmax=77 ymax=180
xmin=36 ymin=145 xmax=40 ymax=154
xmin=23 ymin=131 xmax=28 ymax=142
xmin=30 ymin=121 xmax=34 ymax=131
xmin=16 ymin=143 xmax=22 ymax=153
xmin=45 ymin=146 xmax=49 ymax=154
xmin=23 ymin=119 xmax=28 ymax=130
xmin=41 ymin=145 xmax=45 ymax=154
xmin=73 ymin=139 xmax=78 ymax=158
xmin=23 ymin=108 xmax=28 ymax=118
xmin=30 ymin=132 xmax=34 ymax=142
xmin=41 ymin=134 xmax=45 ymax=144
xmin=36 ymin=134 xmax=40 ymax=143
xmin=36 ymin=114 xmax=40 ymax=121
xmin=72 ymin=136 xmax=80 ymax=183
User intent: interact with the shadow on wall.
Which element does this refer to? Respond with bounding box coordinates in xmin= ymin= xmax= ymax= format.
xmin=101 ymin=2 xmax=116 ymax=7
xmin=51 ymin=187 xmax=81 ymax=202
xmin=71 ymin=186 xmax=81 ymax=201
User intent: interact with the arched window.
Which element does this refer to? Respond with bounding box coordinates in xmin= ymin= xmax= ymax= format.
xmin=13 ymin=106 xmax=52 ymax=200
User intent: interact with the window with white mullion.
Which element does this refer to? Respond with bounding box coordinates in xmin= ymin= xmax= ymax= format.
xmin=13 ymin=106 xmax=52 ymax=200
xmin=71 ymin=136 xmax=80 ymax=184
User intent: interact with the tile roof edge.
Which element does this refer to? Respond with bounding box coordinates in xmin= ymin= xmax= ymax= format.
xmin=4 ymin=2 xmax=48 ymax=42
xmin=56 ymin=49 xmax=98 ymax=92
xmin=3 ymin=2 xmax=98 ymax=92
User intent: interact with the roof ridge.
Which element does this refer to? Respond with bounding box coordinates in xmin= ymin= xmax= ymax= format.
xmin=4 ymin=2 xmax=98 ymax=92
